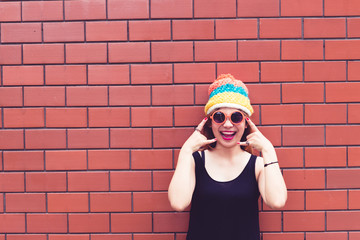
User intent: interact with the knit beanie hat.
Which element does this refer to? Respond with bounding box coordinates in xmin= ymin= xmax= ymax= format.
xmin=204 ymin=74 xmax=254 ymax=116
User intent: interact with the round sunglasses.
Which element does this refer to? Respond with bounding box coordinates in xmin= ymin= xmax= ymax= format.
xmin=210 ymin=110 xmax=245 ymax=125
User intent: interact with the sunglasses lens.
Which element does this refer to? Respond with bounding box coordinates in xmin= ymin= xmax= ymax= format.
xmin=213 ymin=111 xmax=225 ymax=123
xmin=231 ymin=112 xmax=243 ymax=123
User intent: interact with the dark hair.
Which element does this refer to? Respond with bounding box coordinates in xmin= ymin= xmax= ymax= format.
xmin=200 ymin=111 xmax=253 ymax=154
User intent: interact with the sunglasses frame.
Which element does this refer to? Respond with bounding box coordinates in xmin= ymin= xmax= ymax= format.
xmin=210 ymin=110 xmax=246 ymax=125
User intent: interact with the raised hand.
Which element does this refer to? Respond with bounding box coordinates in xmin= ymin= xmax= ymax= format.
xmin=238 ymin=117 xmax=272 ymax=152
xmin=182 ymin=118 xmax=217 ymax=153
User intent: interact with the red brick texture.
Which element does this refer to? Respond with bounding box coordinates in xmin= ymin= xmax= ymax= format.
xmin=0 ymin=0 xmax=359 ymax=238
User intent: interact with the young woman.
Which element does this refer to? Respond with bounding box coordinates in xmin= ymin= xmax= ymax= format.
xmin=168 ymin=74 xmax=287 ymax=240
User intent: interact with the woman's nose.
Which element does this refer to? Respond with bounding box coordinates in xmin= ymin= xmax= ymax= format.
xmin=223 ymin=118 xmax=233 ymax=127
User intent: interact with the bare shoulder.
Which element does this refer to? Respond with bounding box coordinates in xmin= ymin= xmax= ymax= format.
xmin=254 ymin=155 xmax=264 ymax=181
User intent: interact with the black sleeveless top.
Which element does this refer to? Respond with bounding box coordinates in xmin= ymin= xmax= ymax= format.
xmin=186 ymin=151 xmax=260 ymax=240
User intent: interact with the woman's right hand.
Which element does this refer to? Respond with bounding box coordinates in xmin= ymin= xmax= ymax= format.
xmin=182 ymin=117 xmax=217 ymax=153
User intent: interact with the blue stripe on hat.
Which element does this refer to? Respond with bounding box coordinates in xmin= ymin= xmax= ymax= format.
xmin=209 ymin=83 xmax=248 ymax=99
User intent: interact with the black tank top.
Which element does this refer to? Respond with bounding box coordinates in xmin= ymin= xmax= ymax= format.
xmin=187 ymin=151 xmax=260 ymax=240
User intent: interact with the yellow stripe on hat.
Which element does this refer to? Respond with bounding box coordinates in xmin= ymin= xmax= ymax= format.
xmin=204 ymin=92 xmax=253 ymax=116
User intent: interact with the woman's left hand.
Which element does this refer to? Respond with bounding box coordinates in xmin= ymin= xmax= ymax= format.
xmin=238 ymin=118 xmax=273 ymax=152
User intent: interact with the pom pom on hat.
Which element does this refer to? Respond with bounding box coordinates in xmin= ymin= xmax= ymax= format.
xmin=204 ymin=74 xmax=254 ymax=116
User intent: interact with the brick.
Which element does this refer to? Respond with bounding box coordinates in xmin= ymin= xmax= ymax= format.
xmin=326 ymin=82 xmax=360 ymax=102
xmin=260 ymin=18 xmax=302 ymax=38
xmin=109 ymin=42 xmax=150 ymax=63
xmin=27 ymin=214 xmax=67 ymax=233
xmin=6 ymin=193 xmax=45 ymax=212
xmin=89 ymin=107 xmax=130 ymax=127
xmin=153 ymin=213 xmax=189 ymax=232
xmin=88 ymin=150 xmax=130 ymax=170
xmin=49 ymin=235 xmax=88 ymax=240
xmin=217 ymin=63 xmax=259 ymax=83
xmin=305 ymin=147 xmax=346 ymax=167
xmin=90 ymin=193 xmax=131 ymax=212
xmin=325 ymin=0 xmax=360 ymax=16
xmin=46 ymin=108 xmax=87 ymax=128
xmin=304 ymin=18 xmax=346 ymax=38
xmin=66 ymin=43 xmax=107 ymax=63
xmin=0 ymin=130 xmax=24 ymax=150
xmin=112 ymin=213 xmax=152 ymax=233
xmin=131 ymin=149 xmax=173 ymax=170
xmin=261 ymin=62 xmax=302 ymax=82
xmin=22 ymin=1 xmax=63 ymax=21
xmin=238 ymin=40 xmax=280 ymax=61
xmin=91 ymin=235 xmax=131 ymax=240
xmin=305 ymin=104 xmax=346 ymax=124
xmin=3 ymin=66 xmax=43 ymax=86
xmin=152 ymin=85 xmax=193 ymax=105
xmin=3 ymin=151 xmax=44 ymax=171
xmin=134 ymin=192 xmax=172 ymax=212
xmin=0 ymin=45 xmax=21 ymax=65
xmin=1 ymin=23 xmax=41 ymax=43
xmin=151 ymin=0 xmax=192 ymax=18
xmin=68 ymin=129 xmax=109 ymax=149
xmin=326 ymin=40 xmax=360 ymax=60
xmin=108 ymin=0 xmax=148 ymax=19
xmin=69 ymin=214 xmax=109 ymax=233
xmin=65 ymin=0 xmax=106 ymax=20
xmin=305 ymin=61 xmax=346 ymax=82
xmin=349 ymin=61 xmax=360 ymax=81
xmin=348 ymin=18 xmax=360 ymax=38
xmin=328 ymin=169 xmax=360 ymax=188
xmin=349 ymin=147 xmax=360 ymax=167
xmin=25 ymin=129 xmax=66 ymax=149
xmin=4 ymin=108 xmax=44 ymax=128
xmin=173 ymin=20 xmax=214 ymax=40
xmin=0 ymin=2 xmax=20 ymax=21
xmin=110 ymin=86 xmax=150 ymax=106
xmin=132 ymin=107 xmax=172 ymax=127
xmin=152 ymin=42 xmax=193 ymax=62
xmin=153 ymin=128 xmax=194 ymax=148
xmin=275 ymin=147 xmax=303 ymax=168
xmin=26 ymin=172 xmax=66 ymax=192
xmin=88 ymin=65 xmax=129 ymax=85
xmin=67 ymin=86 xmax=108 ymax=106
xmin=0 ymin=214 xmax=25 ymax=233
xmin=283 ymin=126 xmax=324 ymax=146
xmin=24 ymin=87 xmax=65 ymax=107
xmin=45 ymin=150 xmax=87 ymax=171
xmin=349 ymin=190 xmax=360 ymax=209
xmin=327 ymin=211 xmax=360 ymax=230
xmin=86 ymin=21 xmax=127 ymax=41
xmin=110 ymin=128 xmax=152 ymax=148
xmin=44 ymin=22 xmax=84 ymax=42
xmin=0 ymin=87 xmax=22 ymax=107
xmin=248 ymin=84 xmax=281 ymax=104
xmin=264 ymin=190 xmax=304 ymax=211
xmin=174 ymin=106 xmax=204 ymax=126
xmin=129 ymin=20 xmax=170 ymax=41
xmin=174 ymin=63 xmax=214 ymax=84
xmin=306 ymin=190 xmax=347 ymax=210
xmin=327 ymin=126 xmax=360 ymax=145
xmin=349 ymin=104 xmax=360 ymax=123
xmin=153 ymin=171 xmax=173 ymax=191
xmin=133 ymin=234 xmax=174 ymax=240
xmin=194 ymin=0 xmax=236 ymax=18
xmin=258 ymin=126 xmax=282 ymax=147
xmin=350 ymin=232 xmax=360 ymax=240
xmin=45 ymin=65 xmax=86 ymax=85
xmin=195 ymin=84 xmax=210 ymax=105
xmin=261 ymin=104 xmax=303 ymax=125
xmin=131 ymin=64 xmax=172 ymax=84
xmin=282 ymin=40 xmax=323 ymax=60
xmin=281 ymin=0 xmax=323 ymax=16
xmin=48 ymin=193 xmax=88 ymax=213
xmin=282 ymin=83 xmax=324 ymax=103
xmin=195 ymin=41 xmax=237 ymax=61
xmin=283 ymin=169 xmax=325 ymax=189
xmin=263 ymin=233 xmax=304 ymax=240
xmin=0 ymin=173 xmax=24 ymax=192
xmin=68 ymin=172 xmax=109 ymax=192
xmin=237 ymin=0 xmax=279 ymax=17
xmin=284 ymin=212 xmax=325 ymax=231
xmin=110 ymin=171 xmax=152 ymax=191
xmin=306 ymin=232 xmax=347 ymax=240
xmin=7 ymin=235 xmax=47 ymax=240
xmin=259 ymin=212 xmax=282 ymax=231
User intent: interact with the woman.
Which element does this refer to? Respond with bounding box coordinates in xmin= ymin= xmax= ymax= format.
xmin=168 ymin=74 xmax=287 ymax=240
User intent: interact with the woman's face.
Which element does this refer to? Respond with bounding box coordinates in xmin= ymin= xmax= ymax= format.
xmin=210 ymin=107 xmax=247 ymax=148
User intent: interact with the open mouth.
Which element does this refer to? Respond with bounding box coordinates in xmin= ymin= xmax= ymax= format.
xmin=220 ymin=131 xmax=236 ymax=141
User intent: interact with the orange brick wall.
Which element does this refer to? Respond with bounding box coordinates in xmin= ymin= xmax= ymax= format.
xmin=0 ymin=0 xmax=360 ymax=239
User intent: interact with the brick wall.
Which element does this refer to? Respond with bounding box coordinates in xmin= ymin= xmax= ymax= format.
xmin=0 ymin=0 xmax=360 ymax=239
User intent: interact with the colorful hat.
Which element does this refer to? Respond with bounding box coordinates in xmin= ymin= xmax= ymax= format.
xmin=204 ymin=74 xmax=254 ymax=116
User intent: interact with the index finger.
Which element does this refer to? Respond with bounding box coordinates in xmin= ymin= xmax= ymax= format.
xmin=196 ymin=117 xmax=208 ymax=132
xmin=246 ymin=117 xmax=259 ymax=132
